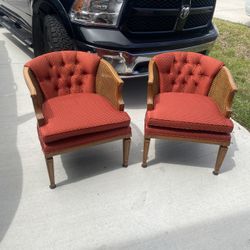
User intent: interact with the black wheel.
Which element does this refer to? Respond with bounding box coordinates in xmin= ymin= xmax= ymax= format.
xmin=201 ymin=50 xmax=210 ymax=55
xmin=42 ymin=15 xmax=74 ymax=53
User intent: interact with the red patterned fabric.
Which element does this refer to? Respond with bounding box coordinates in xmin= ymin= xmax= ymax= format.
xmin=145 ymin=124 xmax=231 ymax=142
xmin=39 ymin=127 xmax=132 ymax=154
xmin=147 ymin=92 xmax=233 ymax=134
xmin=153 ymin=52 xmax=224 ymax=95
xmin=25 ymin=51 xmax=100 ymax=99
xmin=39 ymin=93 xmax=130 ymax=143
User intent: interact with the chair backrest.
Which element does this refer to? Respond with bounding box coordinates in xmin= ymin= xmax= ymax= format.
xmin=25 ymin=51 xmax=100 ymax=100
xmin=153 ymin=52 xmax=224 ymax=95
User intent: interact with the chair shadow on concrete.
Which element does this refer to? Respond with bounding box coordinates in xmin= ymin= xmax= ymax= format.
xmin=0 ymin=38 xmax=23 ymax=242
xmin=58 ymin=122 xmax=143 ymax=187
xmin=146 ymin=134 xmax=238 ymax=174
xmin=123 ymin=77 xmax=148 ymax=110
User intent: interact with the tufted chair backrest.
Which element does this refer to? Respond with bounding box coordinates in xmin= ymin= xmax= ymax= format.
xmin=153 ymin=52 xmax=224 ymax=95
xmin=25 ymin=51 xmax=100 ymax=100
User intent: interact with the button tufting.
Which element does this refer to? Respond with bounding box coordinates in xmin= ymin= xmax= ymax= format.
xmin=152 ymin=51 xmax=225 ymax=95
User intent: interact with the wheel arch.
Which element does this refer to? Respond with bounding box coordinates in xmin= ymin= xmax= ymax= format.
xmin=32 ymin=0 xmax=75 ymax=55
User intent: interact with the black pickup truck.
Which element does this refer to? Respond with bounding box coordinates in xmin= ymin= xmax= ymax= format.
xmin=0 ymin=0 xmax=218 ymax=77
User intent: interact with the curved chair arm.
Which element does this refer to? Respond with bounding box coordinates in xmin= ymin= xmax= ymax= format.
xmin=96 ymin=59 xmax=125 ymax=111
xmin=23 ymin=66 xmax=45 ymax=126
xmin=147 ymin=59 xmax=160 ymax=111
xmin=208 ymin=66 xmax=237 ymax=118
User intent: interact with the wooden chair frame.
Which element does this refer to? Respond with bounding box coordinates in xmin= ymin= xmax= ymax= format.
xmin=142 ymin=59 xmax=237 ymax=175
xmin=24 ymin=59 xmax=131 ymax=189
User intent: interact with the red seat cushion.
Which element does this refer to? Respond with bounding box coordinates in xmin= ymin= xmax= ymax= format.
xmin=39 ymin=93 xmax=130 ymax=143
xmin=147 ymin=92 xmax=233 ymax=134
xmin=145 ymin=124 xmax=231 ymax=143
xmin=25 ymin=51 xmax=100 ymax=99
xmin=39 ymin=127 xmax=132 ymax=155
xmin=153 ymin=52 xmax=224 ymax=95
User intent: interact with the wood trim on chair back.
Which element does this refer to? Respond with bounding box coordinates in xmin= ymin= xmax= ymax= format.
xmin=23 ymin=66 xmax=45 ymax=126
xmin=147 ymin=59 xmax=160 ymax=110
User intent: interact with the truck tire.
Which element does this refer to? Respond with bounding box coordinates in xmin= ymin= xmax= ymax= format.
xmin=43 ymin=15 xmax=74 ymax=53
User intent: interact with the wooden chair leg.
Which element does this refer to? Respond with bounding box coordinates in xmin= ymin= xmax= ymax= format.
xmin=142 ymin=138 xmax=151 ymax=168
xmin=213 ymin=145 xmax=228 ymax=175
xmin=123 ymin=138 xmax=131 ymax=167
xmin=45 ymin=156 xmax=56 ymax=189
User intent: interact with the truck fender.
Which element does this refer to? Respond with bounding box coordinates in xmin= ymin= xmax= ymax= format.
xmin=32 ymin=0 xmax=75 ymax=55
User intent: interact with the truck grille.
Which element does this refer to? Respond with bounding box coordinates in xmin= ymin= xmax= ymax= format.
xmin=191 ymin=0 xmax=215 ymax=7
xmin=127 ymin=15 xmax=177 ymax=33
xmin=122 ymin=0 xmax=216 ymax=37
xmin=133 ymin=0 xmax=181 ymax=9
xmin=184 ymin=13 xmax=213 ymax=29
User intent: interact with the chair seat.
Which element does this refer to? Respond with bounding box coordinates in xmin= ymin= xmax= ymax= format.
xmin=147 ymin=92 xmax=233 ymax=134
xmin=39 ymin=127 xmax=132 ymax=155
xmin=39 ymin=93 xmax=130 ymax=143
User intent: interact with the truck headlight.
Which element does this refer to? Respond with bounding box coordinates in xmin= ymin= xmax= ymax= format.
xmin=70 ymin=0 xmax=124 ymax=27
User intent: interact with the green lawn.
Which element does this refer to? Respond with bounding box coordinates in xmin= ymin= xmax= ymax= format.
xmin=210 ymin=19 xmax=250 ymax=130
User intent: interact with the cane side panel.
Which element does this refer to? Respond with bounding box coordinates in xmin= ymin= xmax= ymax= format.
xmin=208 ymin=66 xmax=237 ymax=118
xmin=96 ymin=59 xmax=124 ymax=111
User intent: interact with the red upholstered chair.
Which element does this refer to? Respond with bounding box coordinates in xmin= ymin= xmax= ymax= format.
xmin=24 ymin=51 xmax=131 ymax=188
xmin=142 ymin=52 xmax=237 ymax=175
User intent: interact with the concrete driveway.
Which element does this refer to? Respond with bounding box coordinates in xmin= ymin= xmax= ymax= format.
xmin=215 ymin=0 xmax=250 ymax=26
xmin=0 ymin=25 xmax=250 ymax=250
xmin=0 ymin=0 xmax=250 ymax=248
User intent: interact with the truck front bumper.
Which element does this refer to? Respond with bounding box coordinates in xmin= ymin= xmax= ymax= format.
xmin=92 ymin=40 xmax=215 ymax=78
xmin=75 ymin=24 xmax=218 ymax=78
